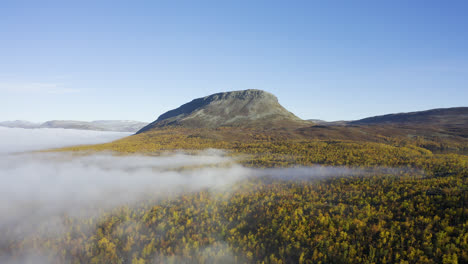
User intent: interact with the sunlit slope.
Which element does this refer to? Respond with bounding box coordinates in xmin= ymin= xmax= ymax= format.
xmin=58 ymin=127 xmax=467 ymax=175
xmin=10 ymin=173 xmax=466 ymax=264
xmin=75 ymin=89 xmax=468 ymax=155
xmin=137 ymin=89 xmax=310 ymax=133
xmin=57 ymin=89 xmax=468 ymax=173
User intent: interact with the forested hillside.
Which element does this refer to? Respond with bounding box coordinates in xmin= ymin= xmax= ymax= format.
xmin=2 ymin=127 xmax=461 ymax=263
xmin=5 ymin=172 xmax=466 ymax=264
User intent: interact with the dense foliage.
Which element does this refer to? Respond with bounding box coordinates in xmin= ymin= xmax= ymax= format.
xmin=59 ymin=128 xmax=467 ymax=174
xmin=6 ymin=128 xmax=465 ymax=263
xmin=4 ymin=173 xmax=467 ymax=264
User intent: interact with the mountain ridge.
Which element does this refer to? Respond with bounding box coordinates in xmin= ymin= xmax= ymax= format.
xmin=350 ymin=107 xmax=468 ymax=125
xmin=0 ymin=120 xmax=148 ymax=132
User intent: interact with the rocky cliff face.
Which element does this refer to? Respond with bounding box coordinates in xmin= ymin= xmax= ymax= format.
xmin=137 ymin=89 xmax=308 ymax=133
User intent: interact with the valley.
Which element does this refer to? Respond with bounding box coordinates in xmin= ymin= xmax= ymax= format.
xmin=2 ymin=90 xmax=466 ymax=263
xmin=3 ymin=2 xmax=467 ymax=263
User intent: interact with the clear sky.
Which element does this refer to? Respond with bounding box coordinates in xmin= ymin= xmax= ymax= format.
xmin=1 ymin=0 xmax=467 ymax=122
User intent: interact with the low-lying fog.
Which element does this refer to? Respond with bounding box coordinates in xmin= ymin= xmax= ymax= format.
xmin=0 ymin=127 xmax=395 ymax=232
xmin=0 ymin=127 xmax=131 ymax=153
xmin=0 ymin=127 xmax=395 ymax=263
xmin=0 ymin=128 xmax=249 ymax=238
xmin=1 ymin=151 xmax=249 ymax=240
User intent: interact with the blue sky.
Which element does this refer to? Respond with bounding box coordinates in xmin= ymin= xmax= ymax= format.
xmin=1 ymin=0 xmax=467 ymax=122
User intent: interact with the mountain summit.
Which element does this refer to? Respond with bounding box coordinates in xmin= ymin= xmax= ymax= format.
xmin=137 ymin=89 xmax=307 ymax=133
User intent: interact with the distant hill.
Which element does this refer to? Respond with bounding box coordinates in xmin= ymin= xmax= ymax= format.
xmin=298 ymin=107 xmax=468 ymax=153
xmin=307 ymin=119 xmax=348 ymax=126
xmin=90 ymin=120 xmax=149 ymax=132
xmin=350 ymin=107 xmax=468 ymax=126
xmin=138 ymin=89 xmax=310 ymax=133
xmin=137 ymin=91 xmax=467 ymax=150
xmin=0 ymin=120 xmax=40 ymax=129
xmin=0 ymin=120 xmax=148 ymax=132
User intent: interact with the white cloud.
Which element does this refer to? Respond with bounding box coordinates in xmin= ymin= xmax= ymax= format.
xmin=0 ymin=127 xmax=130 ymax=153
xmin=0 ymin=151 xmax=247 ymax=227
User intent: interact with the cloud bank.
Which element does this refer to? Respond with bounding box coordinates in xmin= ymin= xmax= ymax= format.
xmin=0 ymin=152 xmax=250 ymax=239
xmin=0 ymin=127 xmax=131 ymax=153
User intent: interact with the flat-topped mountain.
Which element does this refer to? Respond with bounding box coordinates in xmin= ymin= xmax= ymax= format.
xmin=0 ymin=120 xmax=148 ymax=132
xmin=137 ymin=89 xmax=309 ymax=133
xmin=350 ymin=107 xmax=468 ymax=126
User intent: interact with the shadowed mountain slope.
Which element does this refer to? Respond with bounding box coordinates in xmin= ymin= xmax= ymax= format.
xmin=351 ymin=107 xmax=468 ymax=126
xmin=137 ymin=89 xmax=309 ymax=133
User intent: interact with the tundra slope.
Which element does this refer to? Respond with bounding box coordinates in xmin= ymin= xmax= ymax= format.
xmin=351 ymin=107 xmax=468 ymax=127
xmin=137 ymin=89 xmax=310 ymax=133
